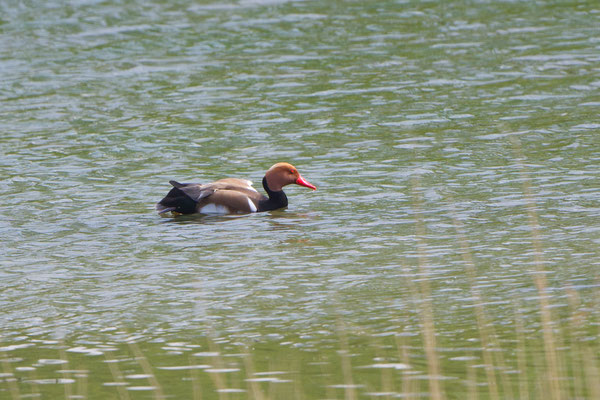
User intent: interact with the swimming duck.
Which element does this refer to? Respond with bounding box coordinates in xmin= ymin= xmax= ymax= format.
xmin=156 ymin=162 xmax=316 ymax=216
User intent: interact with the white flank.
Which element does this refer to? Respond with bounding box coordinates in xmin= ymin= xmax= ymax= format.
xmin=247 ymin=198 xmax=257 ymax=212
xmin=199 ymin=204 xmax=230 ymax=214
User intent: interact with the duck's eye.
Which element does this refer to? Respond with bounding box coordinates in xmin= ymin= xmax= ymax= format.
xmin=290 ymin=169 xmax=296 ymax=174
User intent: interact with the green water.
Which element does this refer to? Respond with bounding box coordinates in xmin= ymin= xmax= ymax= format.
xmin=1 ymin=0 xmax=599 ymax=398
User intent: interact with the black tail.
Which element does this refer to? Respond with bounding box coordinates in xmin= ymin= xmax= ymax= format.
xmin=156 ymin=185 xmax=198 ymax=215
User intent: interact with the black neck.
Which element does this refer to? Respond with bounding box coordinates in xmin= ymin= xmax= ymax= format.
xmin=258 ymin=176 xmax=288 ymax=211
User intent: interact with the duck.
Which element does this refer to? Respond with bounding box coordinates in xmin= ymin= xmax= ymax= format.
xmin=156 ymin=162 xmax=316 ymax=216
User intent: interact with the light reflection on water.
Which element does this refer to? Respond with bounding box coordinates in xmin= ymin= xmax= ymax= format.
xmin=1 ymin=0 xmax=600 ymax=397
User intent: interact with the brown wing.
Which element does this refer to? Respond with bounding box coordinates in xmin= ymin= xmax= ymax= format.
xmin=173 ymin=179 xmax=258 ymax=202
xmin=212 ymin=178 xmax=259 ymax=192
xmin=170 ymin=178 xmax=265 ymax=214
xmin=197 ymin=189 xmax=265 ymax=214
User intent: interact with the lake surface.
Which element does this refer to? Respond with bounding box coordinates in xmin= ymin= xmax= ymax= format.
xmin=1 ymin=0 xmax=599 ymax=398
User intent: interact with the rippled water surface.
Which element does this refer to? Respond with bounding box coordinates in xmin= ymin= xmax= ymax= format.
xmin=1 ymin=0 xmax=599 ymax=398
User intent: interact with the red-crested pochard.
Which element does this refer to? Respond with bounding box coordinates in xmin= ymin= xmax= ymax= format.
xmin=156 ymin=162 xmax=316 ymax=216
